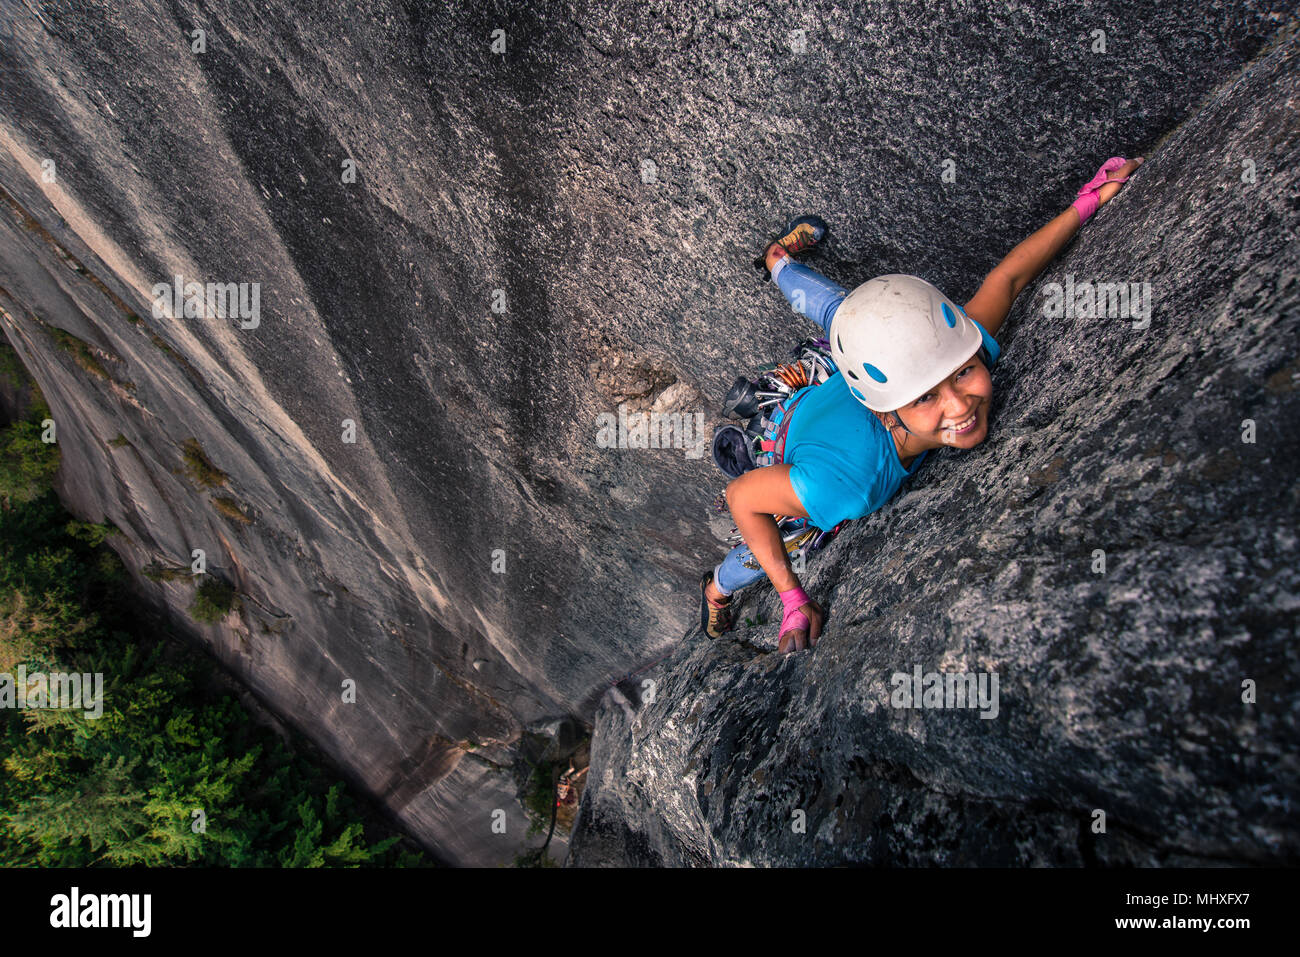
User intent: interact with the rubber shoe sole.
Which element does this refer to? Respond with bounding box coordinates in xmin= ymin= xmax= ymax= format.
xmin=700 ymin=570 xmax=735 ymax=639
xmin=753 ymin=214 xmax=830 ymax=281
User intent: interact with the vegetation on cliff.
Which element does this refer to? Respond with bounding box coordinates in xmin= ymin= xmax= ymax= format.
xmin=0 ymin=345 xmax=431 ymax=866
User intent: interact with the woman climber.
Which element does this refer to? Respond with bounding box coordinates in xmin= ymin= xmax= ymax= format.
xmin=701 ymin=156 xmax=1145 ymax=654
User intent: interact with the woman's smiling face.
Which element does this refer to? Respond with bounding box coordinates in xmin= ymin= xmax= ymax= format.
xmin=895 ymin=353 xmax=994 ymax=448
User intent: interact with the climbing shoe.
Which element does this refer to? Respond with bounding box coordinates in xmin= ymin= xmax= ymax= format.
xmin=700 ymin=570 xmax=735 ymax=639
xmin=753 ymin=214 xmax=830 ymax=281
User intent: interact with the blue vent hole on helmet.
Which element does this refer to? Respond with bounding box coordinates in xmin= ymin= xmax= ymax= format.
xmin=863 ymin=362 xmax=888 ymax=383
xmin=941 ymin=302 xmax=957 ymax=328
xmin=849 ymin=386 xmax=866 ymax=403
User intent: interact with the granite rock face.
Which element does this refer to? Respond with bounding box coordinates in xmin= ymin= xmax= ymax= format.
xmin=0 ymin=2 xmax=1293 ymax=865
xmin=569 ymin=26 xmax=1300 ymax=866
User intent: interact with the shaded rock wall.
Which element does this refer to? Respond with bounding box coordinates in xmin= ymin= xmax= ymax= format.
xmin=569 ymin=24 xmax=1300 ymax=867
xmin=0 ymin=1 xmax=1291 ymax=865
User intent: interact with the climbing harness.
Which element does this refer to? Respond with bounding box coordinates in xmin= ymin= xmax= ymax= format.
xmin=711 ymin=336 xmax=838 ymax=477
xmin=710 ymin=336 xmax=847 ymax=558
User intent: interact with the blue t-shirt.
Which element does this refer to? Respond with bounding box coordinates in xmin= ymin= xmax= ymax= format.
xmin=784 ymin=319 xmax=1001 ymax=531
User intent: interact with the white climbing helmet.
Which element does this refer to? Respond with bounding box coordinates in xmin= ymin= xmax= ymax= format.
xmin=829 ymin=274 xmax=984 ymax=412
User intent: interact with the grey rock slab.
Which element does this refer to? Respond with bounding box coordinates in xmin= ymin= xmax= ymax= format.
xmin=570 ymin=22 xmax=1300 ymax=867
xmin=0 ymin=2 xmax=1292 ymax=865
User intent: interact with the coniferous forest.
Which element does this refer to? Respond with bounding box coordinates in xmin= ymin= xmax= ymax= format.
xmin=0 ymin=341 xmax=432 ymax=866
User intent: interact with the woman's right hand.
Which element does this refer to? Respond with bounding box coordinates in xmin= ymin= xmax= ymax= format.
xmin=778 ymin=598 xmax=824 ymax=654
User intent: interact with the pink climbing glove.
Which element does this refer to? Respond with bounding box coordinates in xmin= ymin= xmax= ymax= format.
xmin=1071 ymin=156 xmax=1138 ymax=225
xmin=778 ymin=585 xmax=812 ymax=644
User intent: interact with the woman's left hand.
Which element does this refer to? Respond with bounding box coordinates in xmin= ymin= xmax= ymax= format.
xmin=1097 ymin=157 xmax=1144 ymax=207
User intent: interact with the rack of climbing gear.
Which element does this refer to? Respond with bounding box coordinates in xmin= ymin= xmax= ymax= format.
xmin=712 ymin=337 xmax=837 ymax=479
xmin=710 ymin=336 xmax=847 ymax=554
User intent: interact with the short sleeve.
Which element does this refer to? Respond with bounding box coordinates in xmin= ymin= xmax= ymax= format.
xmin=969 ymin=317 xmax=1000 ymax=365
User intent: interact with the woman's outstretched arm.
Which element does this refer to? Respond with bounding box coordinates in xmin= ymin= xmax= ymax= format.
xmin=964 ymin=157 xmax=1144 ymax=338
